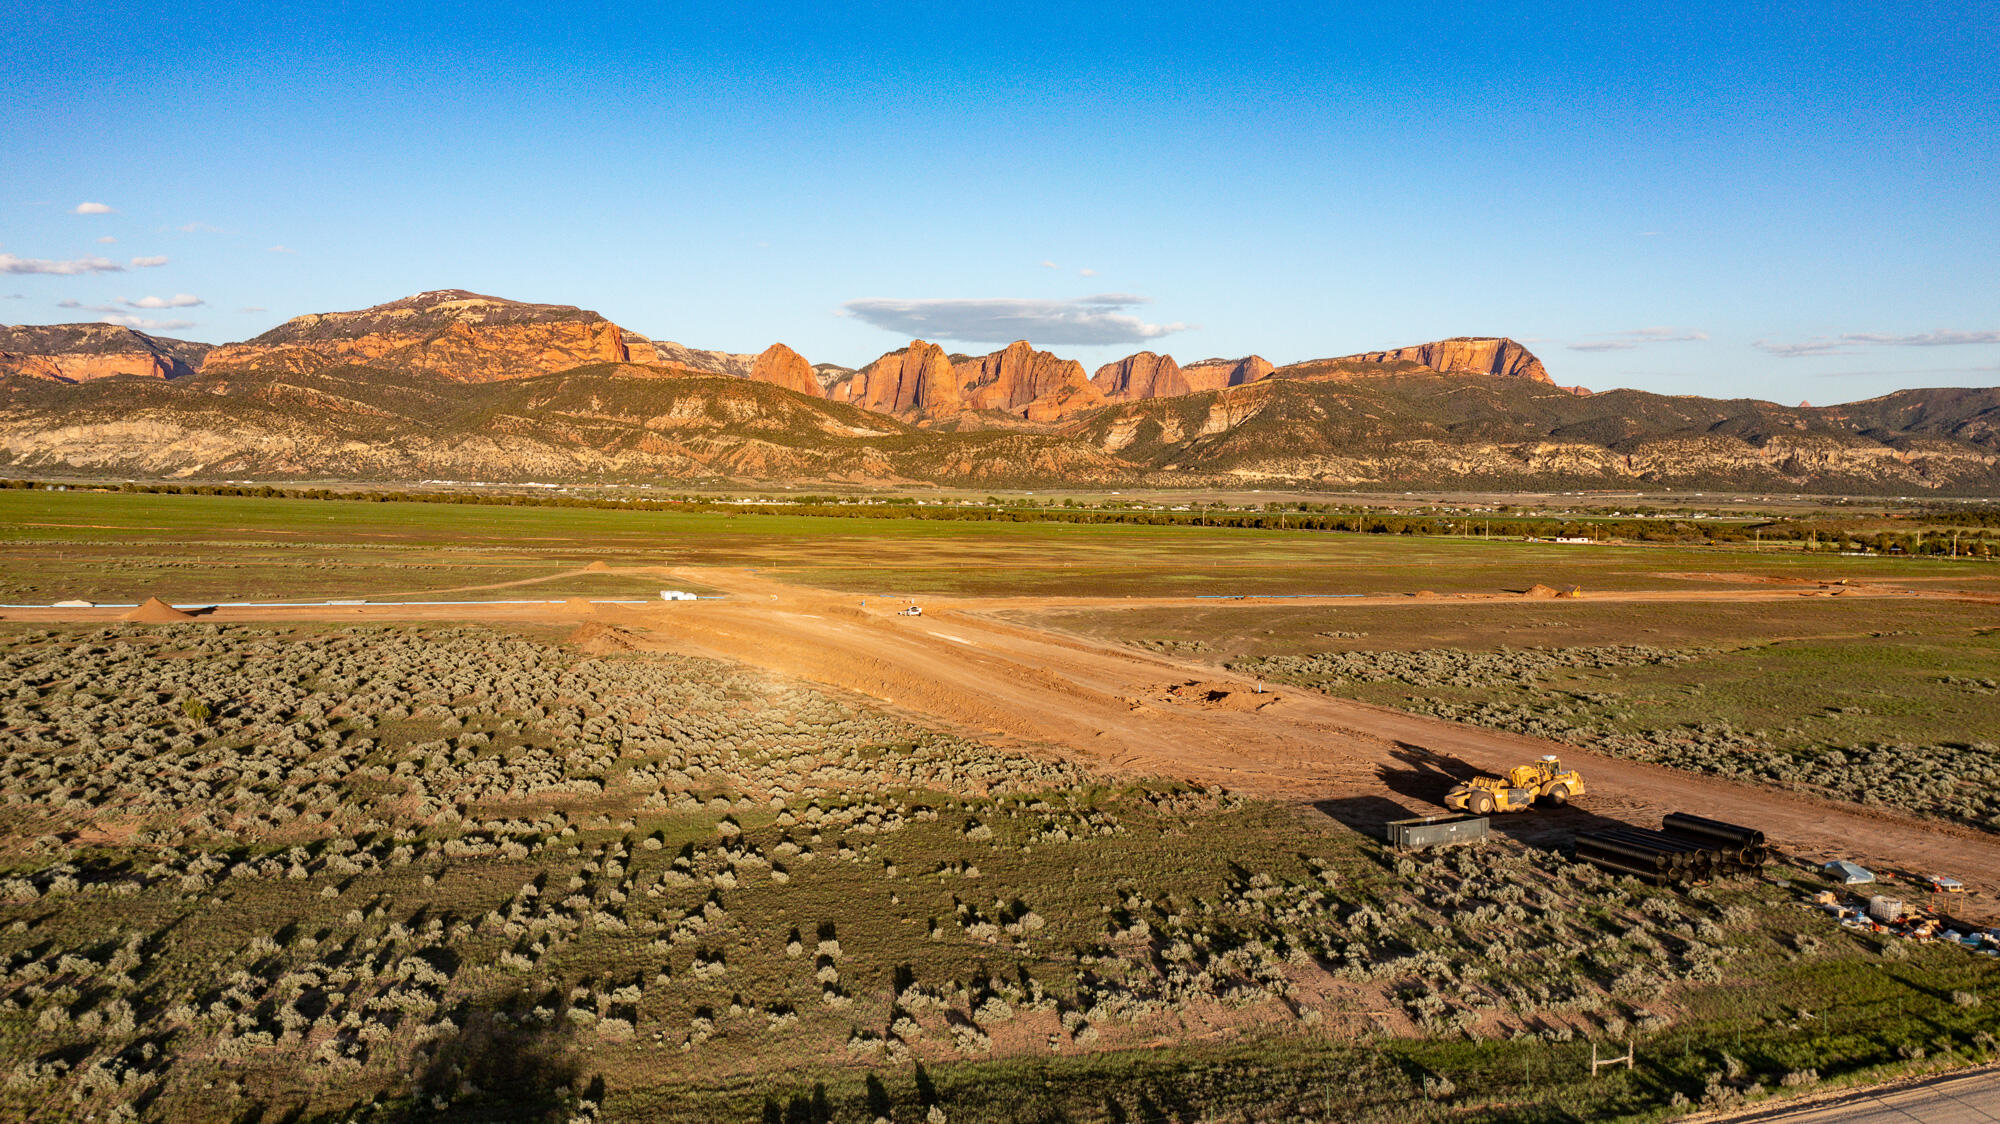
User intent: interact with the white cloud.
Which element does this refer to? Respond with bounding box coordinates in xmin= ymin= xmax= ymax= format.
xmin=95 ymin=313 xmax=196 ymax=332
xmin=73 ymin=202 xmax=115 ymax=215
xmin=238 ymin=306 xmax=267 ymax=313
xmin=1039 ymin=260 xmax=1058 ymax=269
xmin=1755 ymin=329 xmax=2000 ymax=358
xmin=124 ymin=294 xmax=202 ymax=309
xmin=1568 ymin=327 xmax=1706 ymax=352
xmin=0 ymin=252 xmax=124 ymax=275
xmin=267 ymin=245 xmax=295 ymax=254
xmin=130 ymin=255 xmax=169 ymax=268
xmin=1078 ymin=268 xmax=1099 ymax=277
xmin=842 ymin=294 xmax=1190 ymax=346
xmin=97 ymin=236 xmax=116 ymax=244
xmin=175 ymin=222 xmax=224 ymax=234
xmin=1840 ymin=329 xmax=2000 ymax=347
xmin=2 ymin=293 xmax=24 ymax=300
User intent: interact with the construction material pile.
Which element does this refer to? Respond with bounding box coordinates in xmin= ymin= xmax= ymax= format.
xmin=1573 ymin=812 xmax=1767 ymax=886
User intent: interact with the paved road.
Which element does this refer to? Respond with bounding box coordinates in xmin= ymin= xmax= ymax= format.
xmin=1722 ymin=1068 xmax=2000 ymax=1122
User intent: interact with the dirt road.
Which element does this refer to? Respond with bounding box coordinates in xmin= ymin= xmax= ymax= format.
xmin=7 ymin=566 xmax=1998 ymax=919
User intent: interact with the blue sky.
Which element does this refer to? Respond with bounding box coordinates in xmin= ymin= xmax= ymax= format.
xmin=5 ymin=1 xmax=1996 ymax=402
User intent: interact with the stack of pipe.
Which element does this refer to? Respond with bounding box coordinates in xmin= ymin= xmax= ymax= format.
xmin=1661 ymin=813 xmax=1768 ymax=873
xmin=1574 ymin=814 xmax=1767 ymax=886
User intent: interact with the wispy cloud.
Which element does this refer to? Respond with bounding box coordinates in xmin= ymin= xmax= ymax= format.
xmin=842 ymin=294 xmax=1191 ymax=346
xmin=1 ymin=293 xmax=23 ymax=300
xmin=174 ymin=222 xmax=224 ymax=234
xmin=73 ymin=202 xmax=115 ymax=215
xmin=130 ymin=255 xmax=168 ymax=268
xmin=1077 ymin=268 xmax=1099 ymax=278
xmin=1038 ymin=260 xmax=1058 ymax=269
xmin=1755 ymin=329 xmax=2000 ymax=358
xmin=267 ymin=245 xmax=295 ymax=254
xmin=1566 ymin=327 xmax=1706 ymax=353
xmin=0 ymin=252 xmax=124 ymax=275
xmin=96 ymin=236 xmax=116 ymax=244
xmin=238 ymin=306 xmax=267 ymax=313
xmin=124 ymin=294 xmax=202 ymax=309
xmin=95 ymin=313 xmax=196 ymax=332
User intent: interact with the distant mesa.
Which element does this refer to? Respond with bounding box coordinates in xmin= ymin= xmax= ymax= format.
xmin=1180 ymin=355 xmax=1274 ymax=392
xmin=631 ymin=334 xmax=757 ymax=378
xmin=1336 ymin=337 xmax=1552 ymax=385
xmin=199 ymin=289 xmax=634 ymax=383
xmin=0 ymin=323 xmax=209 ymax=382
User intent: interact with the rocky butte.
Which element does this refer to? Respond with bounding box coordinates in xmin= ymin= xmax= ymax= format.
xmin=745 ymin=343 xmax=823 ymax=398
xmin=0 ymin=323 xmax=210 ymax=382
xmin=198 ymin=289 xmax=635 ymax=382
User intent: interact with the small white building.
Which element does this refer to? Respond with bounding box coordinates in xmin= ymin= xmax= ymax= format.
xmin=659 ymin=590 xmax=698 ymax=602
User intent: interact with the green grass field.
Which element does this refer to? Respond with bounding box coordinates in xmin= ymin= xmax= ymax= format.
xmin=3 ymin=489 xmax=1996 ymax=605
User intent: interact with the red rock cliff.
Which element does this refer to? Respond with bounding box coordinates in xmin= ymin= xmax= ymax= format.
xmin=835 ymin=340 xmax=962 ymax=415
xmin=1092 ymin=352 xmax=1190 ymax=401
xmin=955 ymin=340 xmax=1101 ymax=416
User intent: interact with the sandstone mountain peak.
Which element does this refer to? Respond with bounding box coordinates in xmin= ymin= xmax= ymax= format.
xmin=0 ymin=322 xmax=211 ymax=382
xmin=1338 ymin=337 xmax=1551 ymax=385
xmin=747 ymin=343 xmax=823 ymax=398
xmin=831 ymin=340 xmax=962 ymax=416
xmin=955 ymin=340 xmax=1102 ymax=418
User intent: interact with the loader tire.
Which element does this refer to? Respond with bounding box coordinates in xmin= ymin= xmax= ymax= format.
xmin=1469 ymin=792 xmax=1494 ymax=816
xmin=1545 ymin=783 xmax=1571 ymax=807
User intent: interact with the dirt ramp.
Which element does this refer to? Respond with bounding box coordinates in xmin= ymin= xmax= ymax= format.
xmin=122 ymin=597 xmax=192 ymax=622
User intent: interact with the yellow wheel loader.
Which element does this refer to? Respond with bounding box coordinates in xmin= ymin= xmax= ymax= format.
xmin=1443 ymin=755 xmax=1585 ymax=815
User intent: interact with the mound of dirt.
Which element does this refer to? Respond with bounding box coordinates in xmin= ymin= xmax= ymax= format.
xmin=1151 ymin=680 xmax=1283 ymax=713
xmin=584 ymin=561 xmax=610 ymax=572
xmin=1523 ymin=583 xmax=1561 ymax=598
xmin=568 ymin=621 xmax=643 ymax=655
xmin=122 ymin=597 xmax=192 ymax=622
xmin=1410 ymin=590 xmax=1441 ymax=599
xmin=563 ymin=598 xmax=596 ymax=614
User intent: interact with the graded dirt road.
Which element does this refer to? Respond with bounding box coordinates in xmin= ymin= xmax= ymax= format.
xmin=1715 ymin=1065 xmax=2000 ymax=1123
xmin=7 ymin=565 xmax=1998 ymax=919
